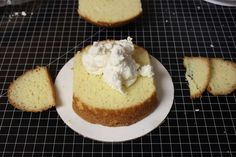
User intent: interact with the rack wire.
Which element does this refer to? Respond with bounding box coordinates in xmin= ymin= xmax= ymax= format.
xmin=0 ymin=0 xmax=235 ymax=156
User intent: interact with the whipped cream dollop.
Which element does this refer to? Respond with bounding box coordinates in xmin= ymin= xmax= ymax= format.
xmin=139 ymin=65 xmax=154 ymax=77
xmin=82 ymin=37 xmax=154 ymax=94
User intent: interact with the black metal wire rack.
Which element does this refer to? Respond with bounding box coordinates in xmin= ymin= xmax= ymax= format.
xmin=0 ymin=0 xmax=236 ymax=156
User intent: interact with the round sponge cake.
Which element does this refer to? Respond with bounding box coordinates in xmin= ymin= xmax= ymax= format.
xmin=78 ymin=0 xmax=143 ymax=27
xmin=73 ymin=44 xmax=157 ymax=126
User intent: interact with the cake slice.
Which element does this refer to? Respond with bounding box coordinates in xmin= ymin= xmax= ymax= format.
xmin=207 ymin=58 xmax=236 ymax=95
xmin=73 ymin=44 xmax=157 ymax=126
xmin=183 ymin=57 xmax=211 ymax=98
xmin=78 ymin=0 xmax=142 ymax=27
xmin=8 ymin=67 xmax=56 ymax=112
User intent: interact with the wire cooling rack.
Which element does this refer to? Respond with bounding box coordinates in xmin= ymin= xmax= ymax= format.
xmin=0 ymin=0 xmax=236 ymax=156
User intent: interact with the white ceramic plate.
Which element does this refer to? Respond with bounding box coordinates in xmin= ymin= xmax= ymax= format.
xmin=55 ymin=56 xmax=174 ymax=142
xmin=204 ymin=0 xmax=236 ymax=6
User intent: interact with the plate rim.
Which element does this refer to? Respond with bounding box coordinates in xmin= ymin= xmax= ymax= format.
xmin=204 ymin=0 xmax=236 ymax=6
xmin=55 ymin=55 xmax=174 ymax=142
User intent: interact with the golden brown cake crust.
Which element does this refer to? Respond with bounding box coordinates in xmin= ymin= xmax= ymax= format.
xmin=7 ymin=67 xmax=56 ymax=112
xmin=78 ymin=9 xmax=142 ymax=27
xmin=73 ymin=92 xmax=158 ymax=127
xmin=207 ymin=58 xmax=236 ymax=96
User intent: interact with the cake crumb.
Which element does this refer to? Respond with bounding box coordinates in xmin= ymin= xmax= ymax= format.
xmin=14 ymin=12 xmax=19 ymax=16
xmin=21 ymin=11 xmax=27 ymax=16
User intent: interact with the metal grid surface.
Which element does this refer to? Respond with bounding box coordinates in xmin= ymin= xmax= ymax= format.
xmin=0 ymin=0 xmax=236 ymax=156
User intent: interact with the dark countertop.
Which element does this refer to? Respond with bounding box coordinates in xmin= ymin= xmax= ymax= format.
xmin=0 ymin=0 xmax=235 ymax=156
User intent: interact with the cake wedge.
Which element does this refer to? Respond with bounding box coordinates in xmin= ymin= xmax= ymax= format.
xmin=78 ymin=0 xmax=143 ymax=27
xmin=207 ymin=58 xmax=236 ymax=95
xmin=8 ymin=67 xmax=56 ymax=112
xmin=183 ymin=57 xmax=211 ymax=98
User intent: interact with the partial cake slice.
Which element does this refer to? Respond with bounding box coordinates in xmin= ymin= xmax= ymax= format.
xmin=183 ymin=57 xmax=211 ymax=98
xmin=78 ymin=0 xmax=142 ymax=27
xmin=8 ymin=67 xmax=56 ymax=112
xmin=207 ymin=58 xmax=236 ymax=95
xmin=73 ymin=45 xmax=157 ymax=126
